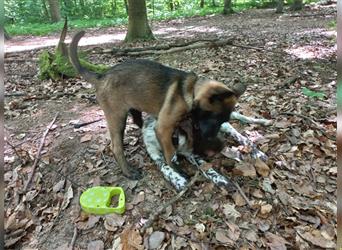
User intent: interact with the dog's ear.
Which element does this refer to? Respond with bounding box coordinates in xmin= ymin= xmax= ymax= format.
xmin=208 ymin=87 xmax=235 ymax=104
xmin=231 ymin=83 xmax=247 ymax=98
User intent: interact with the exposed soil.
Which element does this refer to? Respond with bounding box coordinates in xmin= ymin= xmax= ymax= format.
xmin=4 ymin=5 xmax=337 ymax=250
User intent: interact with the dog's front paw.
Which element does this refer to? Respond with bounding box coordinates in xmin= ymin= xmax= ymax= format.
xmin=171 ymin=154 xmax=180 ymax=165
xmin=123 ymin=167 xmax=142 ymax=180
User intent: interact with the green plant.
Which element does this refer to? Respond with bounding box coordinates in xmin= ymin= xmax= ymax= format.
xmin=302 ymin=87 xmax=326 ymax=100
xmin=38 ymin=51 xmax=109 ymax=81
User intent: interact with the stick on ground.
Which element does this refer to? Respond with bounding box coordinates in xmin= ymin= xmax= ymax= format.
xmin=141 ymin=171 xmax=200 ymax=233
xmin=233 ymin=181 xmax=253 ymax=208
xmin=23 ymin=112 xmax=59 ymax=192
xmin=69 ymin=226 xmax=78 ymax=250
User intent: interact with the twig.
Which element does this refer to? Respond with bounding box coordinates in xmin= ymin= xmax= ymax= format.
xmin=80 ymin=165 xmax=107 ymax=176
xmin=73 ymin=118 xmax=103 ymax=129
xmin=278 ymin=76 xmax=299 ymax=89
xmin=289 ymin=12 xmax=336 ymax=18
xmin=281 ymin=112 xmax=334 ymax=140
xmin=5 ymin=92 xmax=26 ymax=97
xmin=23 ymin=113 xmax=59 ymax=192
xmin=102 ymin=39 xmax=234 ymax=56
xmin=5 ymin=139 xmax=23 ymax=161
xmin=69 ymin=226 xmax=78 ymax=250
xmin=141 ymin=171 xmax=200 ymax=233
xmin=232 ymin=181 xmax=253 ymax=208
xmin=280 ymin=112 xmax=323 ymax=129
xmin=5 ymin=58 xmax=38 ymax=63
xmin=96 ymin=38 xmax=221 ymax=55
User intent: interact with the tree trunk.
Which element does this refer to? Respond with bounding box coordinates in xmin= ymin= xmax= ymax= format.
xmin=125 ymin=0 xmax=154 ymax=42
xmin=223 ymin=0 xmax=233 ymax=14
xmin=212 ymin=0 xmax=217 ymax=7
xmin=41 ymin=0 xmax=50 ymax=19
xmin=169 ymin=0 xmax=174 ymax=11
xmin=47 ymin=0 xmax=61 ymax=22
xmin=275 ymin=0 xmax=283 ymax=13
xmin=4 ymin=28 xmax=11 ymax=40
xmin=200 ymin=0 xmax=204 ymax=8
xmin=111 ymin=0 xmax=117 ymax=14
xmin=290 ymin=0 xmax=303 ymax=10
xmin=79 ymin=0 xmax=85 ymax=11
xmin=124 ymin=0 xmax=129 ymax=15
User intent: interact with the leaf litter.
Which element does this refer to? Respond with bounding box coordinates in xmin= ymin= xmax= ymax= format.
xmin=4 ymin=4 xmax=336 ymax=249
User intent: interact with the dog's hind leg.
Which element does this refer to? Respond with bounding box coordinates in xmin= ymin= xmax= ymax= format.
xmin=103 ymin=106 xmax=142 ymax=180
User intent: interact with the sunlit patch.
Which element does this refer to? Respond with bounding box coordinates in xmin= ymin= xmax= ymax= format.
xmin=157 ymin=25 xmax=223 ymax=38
xmin=285 ymin=44 xmax=336 ymax=59
xmin=285 ymin=28 xmax=336 ymax=60
xmin=5 ymin=33 xmax=125 ymax=53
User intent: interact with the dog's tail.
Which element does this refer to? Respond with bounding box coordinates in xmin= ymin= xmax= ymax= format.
xmin=69 ymin=31 xmax=102 ymax=85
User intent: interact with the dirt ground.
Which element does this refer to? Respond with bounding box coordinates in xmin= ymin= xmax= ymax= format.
xmin=4 ymin=4 xmax=337 ymax=250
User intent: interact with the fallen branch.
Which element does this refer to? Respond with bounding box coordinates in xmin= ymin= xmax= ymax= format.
xmin=23 ymin=112 xmax=59 ymax=192
xmin=281 ymin=111 xmax=334 ymax=140
xmin=141 ymin=171 xmax=200 ymax=233
xmin=5 ymin=92 xmax=26 ymax=97
xmin=289 ymin=12 xmax=336 ymax=18
xmin=5 ymin=139 xmax=23 ymax=162
xmin=5 ymin=58 xmax=39 ymax=63
xmin=280 ymin=111 xmax=324 ymax=130
xmin=100 ymin=39 xmax=234 ymax=56
xmin=73 ymin=118 xmax=103 ymax=129
xmin=69 ymin=226 xmax=78 ymax=250
xmin=232 ymin=181 xmax=253 ymax=208
xmin=278 ymin=76 xmax=299 ymax=89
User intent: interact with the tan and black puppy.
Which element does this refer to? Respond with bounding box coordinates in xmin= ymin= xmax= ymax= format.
xmin=69 ymin=31 xmax=245 ymax=180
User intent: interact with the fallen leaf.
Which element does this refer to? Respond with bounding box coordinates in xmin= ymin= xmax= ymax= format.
xmin=121 ymin=228 xmax=143 ymax=250
xmin=87 ymin=240 xmax=104 ymax=250
xmin=226 ymin=222 xmax=240 ymax=242
xmin=112 ymin=237 xmax=122 ymax=250
xmin=5 ymin=212 xmax=17 ymax=231
xmin=80 ymin=134 xmax=92 ymax=143
xmin=5 ymin=235 xmax=26 ymax=248
xmin=265 ymin=232 xmax=289 ymax=250
xmin=255 ymin=158 xmax=270 ymax=177
xmin=297 ymin=231 xmax=336 ymax=249
xmin=77 ymin=215 xmax=100 ymax=230
xmin=195 ymin=223 xmax=205 ymax=233
xmin=260 ymin=204 xmax=272 ymax=215
xmin=232 ymin=162 xmax=256 ymax=177
xmin=105 ymin=214 xmax=126 ymax=227
xmin=262 ymin=178 xmax=276 ymax=194
xmin=251 ymin=189 xmax=264 ymax=199
xmin=320 ymin=224 xmax=335 ymax=241
xmin=222 ymin=204 xmax=241 ymax=222
xmin=53 ymin=179 xmax=65 ymax=193
xmin=327 ymin=166 xmax=337 ymax=176
xmin=244 ymin=229 xmax=258 ymax=242
xmin=232 ymin=192 xmax=247 ymax=207
xmin=171 ymin=236 xmax=187 ymax=249
xmin=132 ymin=191 xmax=145 ymax=205
xmin=61 ymin=185 xmax=73 ymax=210
xmin=215 ymin=230 xmax=233 ymax=245
xmin=149 ymin=231 xmax=165 ymax=249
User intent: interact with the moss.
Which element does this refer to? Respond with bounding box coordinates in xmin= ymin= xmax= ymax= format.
xmin=38 ymin=50 xmax=110 ymax=81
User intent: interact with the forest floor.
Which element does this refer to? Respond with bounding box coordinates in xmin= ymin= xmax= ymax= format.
xmin=4 ymin=3 xmax=337 ymax=250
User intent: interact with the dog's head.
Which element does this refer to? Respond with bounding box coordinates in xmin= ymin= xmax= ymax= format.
xmin=192 ymin=80 xmax=246 ymax=139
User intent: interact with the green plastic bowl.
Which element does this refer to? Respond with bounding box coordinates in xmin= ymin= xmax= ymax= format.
xmin=80 ymin=186 xmax=125 ymax=215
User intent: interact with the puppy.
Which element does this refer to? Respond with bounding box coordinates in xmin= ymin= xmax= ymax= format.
xmin=69 ymin=31 xmax=245 ymax=179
